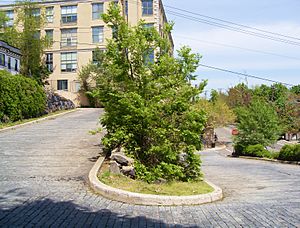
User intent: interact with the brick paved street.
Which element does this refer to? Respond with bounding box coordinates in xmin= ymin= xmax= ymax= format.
xmin=0 ymin=108 xmax=299 ymax=227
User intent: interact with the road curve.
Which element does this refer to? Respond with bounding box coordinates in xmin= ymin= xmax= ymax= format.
xmin=0 ymin=108 xmax=299 ymax=227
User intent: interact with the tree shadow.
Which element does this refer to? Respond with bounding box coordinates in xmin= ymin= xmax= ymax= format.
xmin=0 ymin=198 xmax=191 ymax=227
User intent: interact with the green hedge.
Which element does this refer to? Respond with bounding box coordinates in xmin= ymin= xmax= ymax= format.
xmin=0 ymin=70 xmax=46 ymax=122
xmin=278 ymin=144 xmax=300 ymax=161
xmin=234 ymin=144 xmax=279 ymax=159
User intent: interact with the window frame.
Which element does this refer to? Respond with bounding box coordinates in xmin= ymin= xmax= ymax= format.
xmin=0 ymin=53 xmax=5 ymax=66
xmin=61 ymin=28 xmax=77 ymax=47
xmin=92 ymin=3 xmax=104 ymax=20
xmin=45 ymin=29 xmax=54 ymax=42
xmin=61 ymin=5 xmax=77 ymax=24
xmin=46 ymin=53 xmax=53 ymax=72
xmin=46 ymin=7 xmax=54 ymax=23
xmin=92 ymin=26 xmax=104 ymax=43
xmin=142 ymin=0 xmax=153 ymax=16
xmin=57 ymin=79 xmax=68 ymax=91
xmin=61 ymin=52 xmax=77 ymax=72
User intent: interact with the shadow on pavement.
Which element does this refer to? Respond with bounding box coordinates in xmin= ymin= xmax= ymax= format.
xmin=0 ymin=198 xmax=190 ymax=227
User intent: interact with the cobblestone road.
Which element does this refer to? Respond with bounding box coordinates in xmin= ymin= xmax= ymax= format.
xmin=0 ymin=108 xmax=299 ymax=227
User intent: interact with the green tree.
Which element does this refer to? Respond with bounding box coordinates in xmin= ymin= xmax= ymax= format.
xmin=290 ymin=85 xmax=300 ymax=95
xmin=235 ymin=99 xmax=281 ymax=151
xmin=1 ymin=0 xmax=52 ymax=84
xmin=92 ymin=4 xmax=207 ymax=182
xmin=226 ymin=83 xmax=252 ymax=108
xmin=197 ymin=98 xmax=235 ymax=128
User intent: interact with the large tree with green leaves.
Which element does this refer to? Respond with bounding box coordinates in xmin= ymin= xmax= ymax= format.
xmin=234 ymin=99 xmax=281 ymax=152
xmin=90 ymin=4 xmax=207 ymax=182
xmin=1 ymin=0 xmax=51 ymax=84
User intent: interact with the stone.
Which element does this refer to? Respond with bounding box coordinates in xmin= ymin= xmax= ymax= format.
xmin=110 ymin=154 xmax=134 ymax=166
xmin=121 ymin=166 xmax=135 ymax=178
xmin=109 ymin=161 xmax=121 ymax=174
xmin=154 ymin=178 xmax=167 ymax=185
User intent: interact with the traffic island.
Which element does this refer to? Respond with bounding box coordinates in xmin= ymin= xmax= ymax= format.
xmin=88 ymin=156 xmax=223 ymax=206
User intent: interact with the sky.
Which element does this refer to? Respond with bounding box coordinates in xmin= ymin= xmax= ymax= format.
xmin=163 ymin=0 xmax=300 ymax=93
xmin=1 ymin=0 xmax=299 ymax=93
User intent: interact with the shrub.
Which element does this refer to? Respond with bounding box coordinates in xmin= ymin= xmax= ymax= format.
xmin=0 ymin=70 xmax=46 ymax=122
xmin=278 ymin=144 xmax=300 ymax=161
xmin=234 ymin=144 xmax=279 ymax=159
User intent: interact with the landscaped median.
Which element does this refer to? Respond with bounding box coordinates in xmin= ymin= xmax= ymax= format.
xmin=88 ymin=156 xmax=223 ymax=206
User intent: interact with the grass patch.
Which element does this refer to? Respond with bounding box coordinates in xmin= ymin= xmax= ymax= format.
xmin=0 ymin=109 xmax=75 ymax=130
xmin=99 ymin=171 xmax=213 ymax=196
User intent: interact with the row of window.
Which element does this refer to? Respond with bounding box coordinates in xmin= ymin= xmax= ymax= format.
xmin=56 ymin=79 xmax=81 ymax=92
xmin=45 ymin=26 xmax=104 ymax=46
xmin=0 ymin=53 xmax=19 ymax=71
xmin=5 ymin=0 xmax=153 ymax=26
xmin=45 ymin=48 xmax=154 ymax=73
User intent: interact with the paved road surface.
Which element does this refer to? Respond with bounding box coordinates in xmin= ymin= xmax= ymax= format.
xmin=0 ymin=109 xmax=299 ymax=227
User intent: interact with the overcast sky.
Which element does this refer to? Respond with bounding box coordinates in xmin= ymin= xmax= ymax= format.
xmin=1 ymin=0 xmax=300 ymax=92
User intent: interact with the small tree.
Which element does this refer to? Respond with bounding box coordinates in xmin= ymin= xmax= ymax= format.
xmin=234 ymin=99 xmax=281 ymax=152
xmin=92 ymin=4 xmax=207 ymax=182
xmin=1 ymin=0 xmax=52 ymax=84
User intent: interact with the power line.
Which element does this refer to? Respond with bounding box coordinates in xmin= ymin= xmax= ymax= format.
xmin=167 ymin=10 xmax=300 ymax=47
xmin=165 ymin=5 xmax=300 ymax=42
xmin=174 ymin=35 xmax=300 ymax=61
xmin=198 ymin=63 xmax=296 ymax=87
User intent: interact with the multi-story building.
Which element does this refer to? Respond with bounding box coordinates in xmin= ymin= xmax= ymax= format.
xmin=0 ymin=0 xmax=173 ymax=106
xmin=0 ymin=40 xmax=21 ymax=75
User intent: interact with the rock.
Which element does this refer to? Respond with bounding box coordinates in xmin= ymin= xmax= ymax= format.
xmin=44 ymin=91 xmax=75 ymax=113
xmin=154 ymin=178 xmax=167 ymax=185
xmin=111 ymin=146 xmax=126 ymax=155
xmin=110 ymin=154 xmax=134 ymax=166
xmin=109 ymin=161 xmax=121 ymax=174
xmin=121 ymin=166 xmax=135 ymax=178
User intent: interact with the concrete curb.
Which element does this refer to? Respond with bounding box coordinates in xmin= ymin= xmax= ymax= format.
xmin=0 ymin=109 xmax=78 ymax=133
xmin=199 ymin=145 xmax=227 ymax=152
xmin=234 ymin=156 xmax=300 ymax=166
xmin=88 ymin=156 xmax=223 ymax=206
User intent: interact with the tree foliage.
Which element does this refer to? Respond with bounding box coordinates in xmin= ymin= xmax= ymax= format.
xmin=0 ymin=70 xmax=46 ymax=123
xmin=234 ymin=99 xmax=281 ymax=151
xmin=90 ymin=4 xmax=207 ymax=182
xmin=0 ymin=0 xmax=52 ymax=84
xmin=196 ymin=97 xmax=235 ymax=128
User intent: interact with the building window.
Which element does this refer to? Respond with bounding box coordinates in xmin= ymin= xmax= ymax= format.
xmin=75 ymin=81 xmax=81 ymax=92
xmin=46 ymin=7 xmax=54 ymax=23
xmin=92 ymin=49 xmax=104 ymax=64
xmin=7 ymin=57 xmax=11 ymax=69
xmin=46 ymin=53 xmax=53 ymax=72
xmin=34 ymin=31 xmax=40 ymax=40
xmin=142 ymin=0 xmax=153 ymax=16
xmin=45 ymin=29 xmax=53 ymax=42
xmin=0 ymin=53 xmax=5 ymax=66
xmin=61 ymin=28 xmax=77 ymax=47
xmin=61 ymin=5 xmax=77 ymax=24
xmin=5 ymin=10 xmax=14 ymax=27
xmin=92 ymin=26 xmax=104 ymax=43
xmin=57 ymin=80 xmax=68 ymax=91
xmin=125 ymin=1 xmax=128 ymax=15
xmin=15 ymin=59 xmax=18 ymax=71
xmin=144 ymin=49 xmax=154 ymax=64
xmin=92 ymin=3 xmax=103 ymax=20
xmin=143 ymin=23 xmax=154 ymax=28
xmin=32 ymin=8 xmax=40 ymax=17
xmin=61 ymin=52 xmax=77 ymax=72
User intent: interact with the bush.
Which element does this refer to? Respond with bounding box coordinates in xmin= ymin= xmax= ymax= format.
xmin=234 ymin=144 xmax=278 ymax=159
xmin=278 ymin=144 xmax=300 ymax=161
xmin=0 ymin=70 xmax=46 ymax=122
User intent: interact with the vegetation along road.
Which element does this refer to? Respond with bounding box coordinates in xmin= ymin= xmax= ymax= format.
xmin=0 ymin=109 xmax=299 ymax=227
